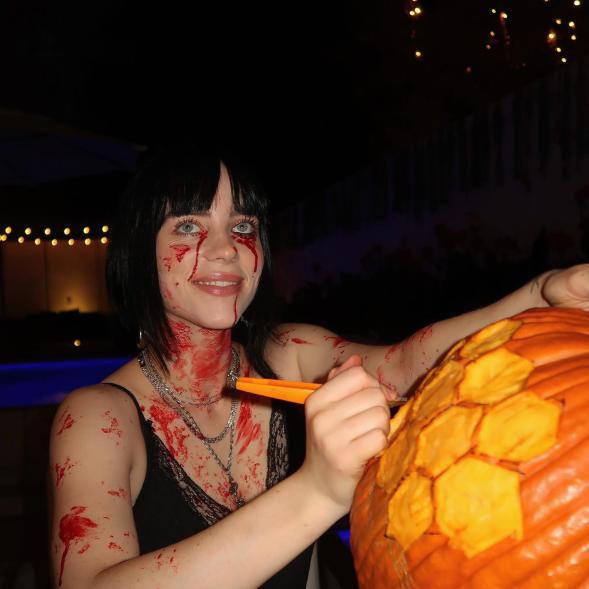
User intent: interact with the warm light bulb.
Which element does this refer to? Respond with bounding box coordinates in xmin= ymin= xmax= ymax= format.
xmin=100 ymin=236 xmax=108 ymax=244
xmin=500 ymin=11 xmax=508 ymax=19
xmin=414 ymin=7 xmax=422 ymax=14
xmin=548 ymin=32 xmax=556 ymax=40
xmin=17 ymin=236 xmax=24 ymax=244
xmin=0 ymin=235 xmax=6 ymax=242
xmin=34 ymin=238 xmax=41 ymax=245
xmin=572 ymin=34 xmax=577 ymax=40
xmin=556 ymin=46 xmax=562 ymax=52
xmin=51 ymin=239 xmax=58 ymax=246
xmin=485 ymin=43 xmax=492 ymax=50
xmin=73 ymin=339 xmax=81 ymax=347
xmin=562 ymin=56 xmax=568 ymax=63
xmin=574 ymin=0 xmax=581 ymax=6
xmin=83 ymin=226 xmax=90 ymax=235
xmin=24 ymin=227 xmax=31 ymax=235
xmin=409 ymin=9 xmax=415 ymax=16
xmin=415 ymin=50 xmax=422 ymax=58
xmin=465 ymin=66 xmax=472 ymax=74
xmin=64 ymin=227 xmax=71 ymax=235
xmin=5 ymin=227 xmax=11 ymax=234
xmin=490 ymin=31 xmax=496 ymax=37
xmin=44 ymin=227 xmax=51 ymax=236
xmin=569 ymin=21 xmax=576 ymax=28
xmin=491 ymin=8 xmax=497 ymax=14
xmin=68 ymin=238 xmax=75 ymax=246
xmin=84 ymin=238 xmax=91 ymax=246
xmin=101 ymin=225 xmax=109 ymax=233
xmin=555 ymin=18 xmax=562 ymax=25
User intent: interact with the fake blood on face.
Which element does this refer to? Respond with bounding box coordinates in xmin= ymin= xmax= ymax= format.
xmin=171 ymin=244 xmax=191 ymax=263
xmin=187 ymin=231 xmax=209 ymax=282
xmin=232 ymin=235 xmax=259 ymax=273
xmin=58 ymin=506 xmax=97 ymax=586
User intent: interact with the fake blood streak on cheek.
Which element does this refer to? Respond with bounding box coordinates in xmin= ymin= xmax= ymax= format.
xmin=188 ymin=231 xmax=208 ymax=282
xmin=171 ymin=244 xmax=191 ymax=263
xmin=58 ymin=506 xmax=97 ymax=586
xmin=232 ymin=235 xmax=259 ymax=273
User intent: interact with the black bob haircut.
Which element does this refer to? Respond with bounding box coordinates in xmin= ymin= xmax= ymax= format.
xmin=106 ymin=145 xmax=278 ymax=378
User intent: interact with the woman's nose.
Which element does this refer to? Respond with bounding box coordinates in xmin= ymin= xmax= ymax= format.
xmin=202 ymin=232 xmax=237 ymax=262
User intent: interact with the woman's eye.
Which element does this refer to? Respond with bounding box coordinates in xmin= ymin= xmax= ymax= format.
xmin=233 ymin=221 xmax=256 ymax=235
xmin=177 ymin=221 xmax=199 ymax=234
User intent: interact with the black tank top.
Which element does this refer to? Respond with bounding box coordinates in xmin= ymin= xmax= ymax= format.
xmin=106 ymin=383 xmax=313 ymax=588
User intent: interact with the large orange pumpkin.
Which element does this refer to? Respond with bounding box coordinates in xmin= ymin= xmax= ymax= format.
xmin=350 ymin=307 xmax=589 ymax=588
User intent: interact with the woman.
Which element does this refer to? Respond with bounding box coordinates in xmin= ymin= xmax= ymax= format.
xmin=48 ymin=148 xmax=589 ymax=588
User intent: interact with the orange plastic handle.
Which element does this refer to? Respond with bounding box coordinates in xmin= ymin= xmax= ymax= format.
xmin=235 ymin=377 xmax=320 ymax=404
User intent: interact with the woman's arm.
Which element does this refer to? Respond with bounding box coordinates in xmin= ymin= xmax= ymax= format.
xmin=49 ymin=363 xmax=389 ymax=589
xmin=273 ymin=265 xmax=589 ymax=398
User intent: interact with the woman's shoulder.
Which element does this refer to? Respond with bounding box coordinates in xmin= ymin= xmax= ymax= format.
xmin=264 ymin=322 xmax=342 ymax=381
xmin=50 ymin=381 xmax=144 ymax=451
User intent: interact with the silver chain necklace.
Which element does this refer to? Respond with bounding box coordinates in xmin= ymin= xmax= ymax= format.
xmin=138 ymin=347 xmax=245 ymax=507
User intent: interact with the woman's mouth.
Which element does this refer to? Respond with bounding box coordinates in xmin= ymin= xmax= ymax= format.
xmin=192 ymin=274 xmax=243 ymax=296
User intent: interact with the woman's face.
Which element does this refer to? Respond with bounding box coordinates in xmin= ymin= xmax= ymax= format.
xmin=155 ymin=166 xmax=264 ymax=330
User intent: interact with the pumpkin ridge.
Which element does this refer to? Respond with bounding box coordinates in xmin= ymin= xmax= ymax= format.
xmin=521 ymin=437 xmax=589 ymax=530
xmin=465 ymin=503 xmax=589 ymax=588
xmin=511 ymin=532 xmax=589 ymax=589
xmin=506 ymin=333 xmax=589 ymax=365
xmin=525 ymin=353 xmax=589 ymax=387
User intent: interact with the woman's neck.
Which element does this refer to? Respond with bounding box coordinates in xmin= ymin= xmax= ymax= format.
xmin=163 ymin=318 xmax=234 ymax=405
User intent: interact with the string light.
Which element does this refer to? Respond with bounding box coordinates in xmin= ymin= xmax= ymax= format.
xmin=73 ymin=339 xmax=81 ymax=347
xmin=34 ymin=238 xmax=41 ymax=246
xmin=574 ymin=0 xmax=581 ymax=6
xmin=17 ymin=236 xmax=24 ymax=244
xmin=0 ymin=235 xmax=6 ymax=242
xmin=555 ymin=18 xmax=562 ymax=25
xmin=562 ymin=56 xmax=568 ymax=62
xmin=64 ymin=227 xmax=71 ymax=236
xmin=51 ymin=239 xmax=58 ymax=246
xmin=44 ymin=228 xmax=51 ymax=236
xmin=24 ymin=227 xmax=31 ymax=235
xmin=83 ymin=227 xmax=90 ymax=235
xmin=572 ymin=34 xmax=577 ymax=40
xmin=556 ymin=46 xmax=563 ymax=52
xmin=569 ymin=21 xmax=576 ymax=28
xmin=68 ymin=238 xmax=75 ymax=246
xmin=100 ymin=237 xmax=108 ymax=244
xmin=101 ymin=225 xmax=109 ymax=233
xmin=5 ymin=227 xmax=11 ymax=234
xmin=415 ymin=50 xmax=423 ymax=58
xmin=84 ymin=238 xmax=91 ymax=246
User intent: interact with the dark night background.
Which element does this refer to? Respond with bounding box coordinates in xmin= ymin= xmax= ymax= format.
xmin=3 ymin=0 xmax=587 ymax=213
xmin=0 ymin=2 xmax=588 ymax=588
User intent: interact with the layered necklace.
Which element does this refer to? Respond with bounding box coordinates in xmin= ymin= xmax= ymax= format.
xmin=138 ymin=346 xmax=245 ymax=508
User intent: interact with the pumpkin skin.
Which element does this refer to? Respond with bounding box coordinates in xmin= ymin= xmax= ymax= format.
xmin=350 ymin=307 xmax=589 ymax=589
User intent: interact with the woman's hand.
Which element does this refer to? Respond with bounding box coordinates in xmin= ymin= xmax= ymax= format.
xmin=540 ymin=264 xmax=589 ymax=311
xmin=299 ymin=355 xmax=390 ymax=515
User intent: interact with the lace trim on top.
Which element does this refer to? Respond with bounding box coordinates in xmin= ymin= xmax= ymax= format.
xmin=148 ymin=404 xmax=289 ymax=526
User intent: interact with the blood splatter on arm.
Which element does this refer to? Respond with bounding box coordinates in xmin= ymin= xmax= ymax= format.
xmin=56 ymin=411 xmax=76 ymax=435
xmin=57 ymin=506 xmax=98 ymax=586
xmin=55 ymin=457 xmax=76 ymax=488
